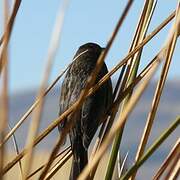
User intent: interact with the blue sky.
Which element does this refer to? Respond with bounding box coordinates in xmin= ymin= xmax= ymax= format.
xmin=0 ymin=0 xmax=179 ymax=93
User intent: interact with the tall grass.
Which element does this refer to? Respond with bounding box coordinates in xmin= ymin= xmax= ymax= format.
xmin=0 ymin=0 xmax=179 ymax=180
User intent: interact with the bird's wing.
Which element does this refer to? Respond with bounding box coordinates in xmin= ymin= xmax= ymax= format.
xmin=58 ymin=65 xmax=83 ymax=131
xmin=81 ymin=96 xmax=98 ymax=149
xmin=81 ymin=63 xmax=113 ymax=149
xmin=58 ymin=68 xmax=77 ymax=130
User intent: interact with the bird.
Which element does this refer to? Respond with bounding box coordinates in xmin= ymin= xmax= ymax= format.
xmin=58 ymin=42 xmax=113 ymax=180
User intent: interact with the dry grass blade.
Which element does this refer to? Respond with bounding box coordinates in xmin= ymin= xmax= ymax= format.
xmin=0 ymin=0 xmax=21 ymax=46
xmin=123 ymin=0 xmax=156 ymax=87
xmin=27 ymin=146 xmax=71 ymax=179
xmin=22 ymin=0 xmax=70 ymax=179
xmin=164 ymin=153 xmax=180 ymax=180
xmin=112 ymin=0 xmax=157 ymax=103
xmin=127 ymin=0 xmax=156 ymax=83
xmin=8 ymin=124 xmax=23 ymax=179
xmin=153 ymin=138 xmax=180 ymax=180
xmin=2 ymin=9 xmax=175 ymax=174
xmin=38 ymin=136 xmax=66 ymax=179
xmin=44 ymin=150 xmax=72 ymax=180
xmin=0 ymin=0 xmax=21 ymax=74
xmin=134 ymin=3 xmax=180 ymax=177
xmin=119 ymin=0 xmax=156 ymax=98
xmin=78 ymin=49 xmax=161 ymax=180
xmin=110 ymin=54 xmax=160 ymax=116
xmin=118 ymin=151 xmax=129 ymax=178
xmin=0 ymin=1 xmax=9 ymax=179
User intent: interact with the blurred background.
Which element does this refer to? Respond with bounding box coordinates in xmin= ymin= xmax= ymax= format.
xmin=0 ymin=0 xmax=179 ymax=179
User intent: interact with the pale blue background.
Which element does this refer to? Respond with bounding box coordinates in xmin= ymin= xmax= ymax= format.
xmin=0 ymin=0 xmax=179 ymax=93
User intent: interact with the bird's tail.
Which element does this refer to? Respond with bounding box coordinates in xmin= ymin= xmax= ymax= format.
xmin=69 ymin=142 xmax=88 ymax=180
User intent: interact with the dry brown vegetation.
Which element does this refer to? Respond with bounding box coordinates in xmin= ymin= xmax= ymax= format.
xmin=0 ymin=0 xmax=179 ymax=180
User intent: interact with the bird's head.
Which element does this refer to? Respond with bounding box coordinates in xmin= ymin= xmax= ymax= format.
xmin=74 ymin=42 xmax=104 ymax=61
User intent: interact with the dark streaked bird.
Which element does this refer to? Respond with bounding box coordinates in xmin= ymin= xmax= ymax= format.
xmin=58 ymin=43 xmax=113 ymax=180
